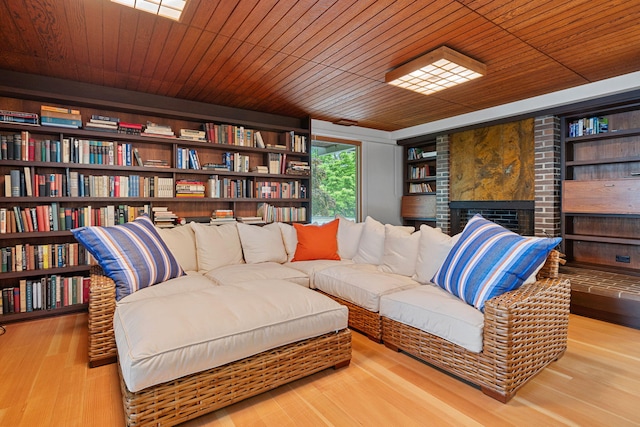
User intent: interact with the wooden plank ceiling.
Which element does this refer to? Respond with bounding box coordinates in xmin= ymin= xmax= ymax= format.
xmin=1 ymin=0 xmax=639 ymax=131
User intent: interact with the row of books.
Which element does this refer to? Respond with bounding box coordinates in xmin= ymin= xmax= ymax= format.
xmin=568 ymin=116 xmax=609 ymax=137
xmin=1 ymin=107 xmax=308 ymax=151
xmin=407 ymin=147 xmax=437 ymax=161
xmin=1 ymin=242 xmax=91 ymax=273
xmin=409 ymin=182 xmax=434 ymax=193
xmin=203 ymin=123 xmax=308 ymax=153
xmin=0 ymin=204 xmax=150 ymax=234
xmin=1 ymin=275 xmax=90 ymax=315
xmin=206 ymin=177 xmax=254 ymax=199
xmin=409 ymin=165 xmax=435 ymax=179
xmin=0 ymin=132 xmax=140 ymax=166
xmin=255 ymin=180 xmax=307 ymax=199
xmin=257 ymin=203 xmax=307 ymax=223
xmin=4 ymin=169 xmax=174 ymax=198
xmin=176 ymin=147 xmax=201 ymax=170
xmin=204 ymin=123 xmax=257 ymax=147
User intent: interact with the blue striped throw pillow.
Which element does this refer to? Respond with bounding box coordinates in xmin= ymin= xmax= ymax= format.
xmin=72 ymin=215 xmax=185 ymax=300
xmin=432 ymin=214 xmax=561 ymax=312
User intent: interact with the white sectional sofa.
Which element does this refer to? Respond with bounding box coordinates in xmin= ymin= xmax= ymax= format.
xmin=77 ymin=213 xmax=569 ymax=425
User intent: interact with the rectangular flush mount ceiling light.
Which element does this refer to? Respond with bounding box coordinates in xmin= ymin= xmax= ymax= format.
xmin=385 ymin=46 xmax=486 ymax=95
xmin=111 ymin=0 xmax=187 ymax=21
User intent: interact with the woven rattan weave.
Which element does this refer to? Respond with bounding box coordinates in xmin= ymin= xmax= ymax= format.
xmin=382 ymin=250 xmax=570 ymax=402
xmin=120 ymin=329 xmax=351 ymax=427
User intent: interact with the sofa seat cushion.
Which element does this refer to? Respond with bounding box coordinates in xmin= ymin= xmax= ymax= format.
xmin=380 ymin=285 xmax=484 ymax=353
xmin=314 ymin=264 xmax=419 ymax=312
xmin=284 ymin=259 xmax=354 ymax=288
xmin=204 ymin=262 xmax=309 ymax=287
xmin=117 ymin=274 xmax=213 ymax=305
xmin=114 ymin=279 xmax=348 ymax=393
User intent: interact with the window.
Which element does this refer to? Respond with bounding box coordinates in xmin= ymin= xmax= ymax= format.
xmin=311 ymin=137 xmax=360 ymax=224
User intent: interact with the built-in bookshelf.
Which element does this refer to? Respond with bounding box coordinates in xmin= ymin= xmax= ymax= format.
xmin=561 ymin=103 xmax=640 ymax=275
xmin=0 ymin=77 xmax=311 ymax=323
xmin=399 ymin=137 xmax=437 ymax=228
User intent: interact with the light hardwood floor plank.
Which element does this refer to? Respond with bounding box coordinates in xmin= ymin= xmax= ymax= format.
xmin=0 ymin=313 xmax=639 ymax=426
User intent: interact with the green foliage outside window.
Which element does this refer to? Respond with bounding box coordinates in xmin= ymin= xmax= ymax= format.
xmin=312 ymin=149 xmax=356 ymax=219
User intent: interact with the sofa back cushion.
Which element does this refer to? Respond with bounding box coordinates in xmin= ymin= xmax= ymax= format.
xmin=336 ymin=215 xmax=364 ymax=260
xmin=378 ymin=225 xmax=421 ymax=276
xmin=237 ymin=222 xmax=288 ymax=264
xmin=72 ymin=215 xmax=185 ymax=300
xmin=353 ymin=216 xmax=413 ymax=265
xmin=292 ymin=219 xmax=340 ymax=261
xmin=191 ymin=222 xmax=244 ymax=273
xmin=278 ymin=222 xmax=298 ymax=261
xmin=415 ymin=225 xmax=461 ymax=284
xmin=432 ymin=214 xmax=561 ymax=311
xmin=157 ymin=224 xmax=198 ymax=272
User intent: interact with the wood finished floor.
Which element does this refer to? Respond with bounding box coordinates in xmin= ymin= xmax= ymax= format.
xmin=1 ymin=313 xmax=639 ymax=426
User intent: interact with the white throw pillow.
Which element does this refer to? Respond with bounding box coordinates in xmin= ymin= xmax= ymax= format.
xmin=191 ymin=222 xmax=244 ymax=273
xmin=277 ymin=222 xmax=298 ymax=262
xmin=379 ymin=225 xmax=421 ymax=277
xmin=353 ymin=216 xmax=413 ymax=265
xmin=415 ymin=225 xmax=461 ymax=284
xmin=336 ymin=215 xmax=364 ymax=260
xmin=237 ymin=222 xmax=288 ymax=264
xmin=157 ymin=224 xmax=198 ymax=272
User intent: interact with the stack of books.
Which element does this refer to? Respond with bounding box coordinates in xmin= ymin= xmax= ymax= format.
xmin=143 ymin=159 xmax=170 ymax=168
xmin=118 ymin=122 xmax=143 ymax=135
xmin=286 ymin=160 xmax=310 ymax=175
xmin=179 ymin=128 xmax=206 ymax=142
xmin=152 ymin=207 xmax=178 ymax=228
xmin=175 ymin=179 xmax=205 ymax=198
xmin=142 ymin=122 xmax=175 ymax=138
xmin=40 ymin=105 xmax=81 ymax=129
xmin=84 ymin=114 xmax=119 ymax=133
xmin=210 ymin=209 xmax=236 ymax=224
xmin=0 ymin=109 xmax=39 ymax=126
xmin=236 ymin=216 xmax=265 ymax=225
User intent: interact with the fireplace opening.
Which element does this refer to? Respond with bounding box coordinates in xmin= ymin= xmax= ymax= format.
xmin=449 ymin=201 xmax=534 ymax=236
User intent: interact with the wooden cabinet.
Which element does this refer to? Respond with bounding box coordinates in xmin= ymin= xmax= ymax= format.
xmin=0 ymin=94 xmax=310 ymax=323
xmin=561 ymin=105 xmax=640 ymax=274
xmin=400 ymin=138 xmax=436 ymax=228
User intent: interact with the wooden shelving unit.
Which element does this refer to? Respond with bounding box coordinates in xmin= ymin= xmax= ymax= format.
xmin=399 ymin=137 xmax=437 ymax=228
xmin=561 ymin=105 xmax=640 ymax=274
xmin=0 ymin=85 xmax=311 ymax=323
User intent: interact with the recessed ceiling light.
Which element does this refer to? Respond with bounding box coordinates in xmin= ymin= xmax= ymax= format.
xmin=111 ymin=0 xmax=187 ymax=21
xmin=386 ymin=46 xmax=486 ymax=95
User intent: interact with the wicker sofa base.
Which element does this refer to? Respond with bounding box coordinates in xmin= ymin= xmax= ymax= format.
xmin=88 ymin=268 xmax=117 ymax=367
xmin=317 ymin=290 xmax=382 ymax=342
xmin=382 ymin=277 xmax=571 ymax=403
xmin=120 ymin=328 xmax=351 ymax=427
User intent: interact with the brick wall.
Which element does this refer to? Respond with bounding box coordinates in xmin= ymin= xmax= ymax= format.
xmin=435 ymin=134 xmax=451 ymax=235
xmin=534 ymin=115 xmax=562 ymax=237
xmin=433 ymin=115 xmax=562 ymax=237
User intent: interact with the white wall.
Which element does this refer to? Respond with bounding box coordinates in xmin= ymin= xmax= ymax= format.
xmin=311 ymin=120 xmax=403 ymax=225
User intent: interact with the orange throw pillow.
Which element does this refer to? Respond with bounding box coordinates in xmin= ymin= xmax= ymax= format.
xmin=292 ymin=219 xmax=341 ymax=261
